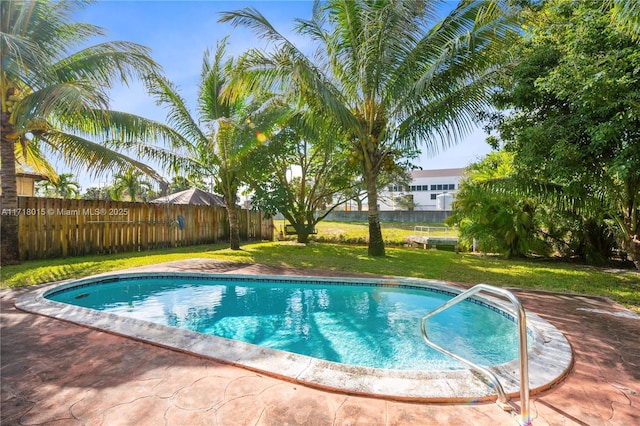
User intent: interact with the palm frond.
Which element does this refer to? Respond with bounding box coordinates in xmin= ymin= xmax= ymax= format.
xmin=220 ymin=7 xmax=362 ymax=139
xmin=0 ymin=31 xmax=47 ymax=88
xmin=326 ymin=0 xmax=365 ymax=99
xmin=36 ymin=129 xmax=165 ymax=182
xmin=61 ymin=109 xmax=187 ymax=149
xmin=219 ymin=6 xmax=287 ymax=46
xmin=57 ymin=108 xmax=202 ymax=180
xmin=47 ymin=41 xmax=159 ymax=88
xmin=14 ymin=139 xmax=59 ymax=181
xmin=395 ymin=63 xmax=502 ymax=152
xmin=481 ymin=176 xmax=614 ymax=220
xmin=1 ymin=1 xmax=104 ymax=83
xmin=388 ymin=1 xmax=519 ymax=150
xmin=126 ymin=141 xmax=209 ymax=178
xmin=198 ymin=39 xmax=234 ymax=122
xmin=394 ymin=0 xmax=517 ymax=96
xmin=13 ymin=81 xmax=109 ymax=128
xmin=144 ymin=74 xmax=208 ymax=146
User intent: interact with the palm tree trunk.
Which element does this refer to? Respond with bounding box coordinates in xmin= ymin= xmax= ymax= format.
xmin=1 ymin=112 xmax=20 ymax=264
xmin=226 ymin=198 xmax=241 ymax=250
xmin=622 ymin=208 xmax=639 ymax=270
xmin=621 ymin=237 xmax=639 ymax=270
xmin=364 ymin=168 xmax=385 ymax=257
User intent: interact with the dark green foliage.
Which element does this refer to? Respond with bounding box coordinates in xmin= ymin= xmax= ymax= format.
xmin=488 ymin=0 xmax=640 ymax=268
xmin=245 ymin=118 xmax=357 ymax=244
xmin=448 ymin=152 xmax=549 ymax=258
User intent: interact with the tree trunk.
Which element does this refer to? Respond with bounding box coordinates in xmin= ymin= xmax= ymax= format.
xmin=294 ymin=221 xmax=315 ymax=244
xmin=625 ymin=237 xmax=640 ymax=270
xmin=364 ymin=169 xmax=385 ymax=257
xmin=226 ymin=198 xmax=241 ymax=250
xmin=1 ymin=112 xmax=20 ymax=264
xmin=296 ymin=231 xmax=310 ymax=244
xmin=619 ymin=192 xmax=639 ymax=269
xmin=622 ymin=215 xmax=639 ymax=270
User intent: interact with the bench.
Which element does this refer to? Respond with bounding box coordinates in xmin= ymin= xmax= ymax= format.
xmin=420 ymin=237 xmax=459 ymax=251
xmin=284 ymin=224 xmax=317 ymax=235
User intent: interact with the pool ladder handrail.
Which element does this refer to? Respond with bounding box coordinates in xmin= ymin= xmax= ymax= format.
xmin=420 ymin=284 xmax=530 ymax=426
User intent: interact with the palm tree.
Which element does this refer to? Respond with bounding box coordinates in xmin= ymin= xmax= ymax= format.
xmin=111 ymin=168 xmax=152 ymax=202
xmin=447 ymin=151 xmax=543 ymax=258
xmin=37 ymin=173 xmax=81 ymax=199
xmin=1 ymin=0 xmax=165 ymax=263
xmin=138 ymin=40 xmax=287 ymax=250
xmin=221 ymin=0 xmax=520 ymax=256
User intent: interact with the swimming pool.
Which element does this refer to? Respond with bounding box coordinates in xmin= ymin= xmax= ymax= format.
xmin=45 ymin=275 xmax=526 ymax=371
xmin=16 ymin=269 xmax=573 ymax=401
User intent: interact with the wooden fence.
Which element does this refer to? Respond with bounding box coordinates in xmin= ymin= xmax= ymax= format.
xmin=16 ymin=197 xmax=274 ymax=260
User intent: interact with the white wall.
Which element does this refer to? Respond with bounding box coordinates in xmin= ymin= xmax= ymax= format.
xmin=380 ymin=168 xmax=465 ymax=211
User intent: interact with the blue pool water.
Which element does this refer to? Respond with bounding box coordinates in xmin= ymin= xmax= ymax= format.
xmin=47 ymin=275 xmax=524 ymax=370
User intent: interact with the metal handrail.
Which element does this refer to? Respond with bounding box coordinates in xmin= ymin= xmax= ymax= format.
xmin=420 ymin=284 xmax=530 ymax=425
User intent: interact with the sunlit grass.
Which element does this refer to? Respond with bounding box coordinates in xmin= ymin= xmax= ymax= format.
xmin=309 ymin=221 xmax=457 ymax=244
xmin=2 ymin=239 xmax=638 ymax=313
xmin=1 ymin=244 xmax=227 ymax=287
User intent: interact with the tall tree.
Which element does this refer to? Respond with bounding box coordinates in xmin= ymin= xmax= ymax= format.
xmin=246 ymin=115 xmax=358 ymax=243
xmin=137 ymin=40 xmax=287 ymax=250
xmin=37 ymin=173 xmax=81 ymax=199
xmin=490 ymin=0 xmax=640 ymax=268
xmin=1 ymin=0 xmax=163 ymax=263
xmin=221 ymin=0 xmax=520 ymax=256
xmin=111 ymin=168 xmax=152 ymax=201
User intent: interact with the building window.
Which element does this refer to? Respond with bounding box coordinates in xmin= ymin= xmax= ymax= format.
xmin=430 ymin=194 xmax=437 ymax=200
xmin=430 ymin=184 xmax=436 ymax=190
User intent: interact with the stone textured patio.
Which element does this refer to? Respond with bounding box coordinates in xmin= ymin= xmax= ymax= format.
xmin=2 ymin=260 xmax=639 ymax=425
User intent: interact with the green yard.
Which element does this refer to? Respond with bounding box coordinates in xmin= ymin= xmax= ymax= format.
xmin=2 ymin=236 xmax=638 ymax=314
xmin=307 ymin=221 xmax=456 ymax=245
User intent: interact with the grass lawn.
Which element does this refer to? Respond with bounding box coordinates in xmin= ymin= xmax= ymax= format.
xmin=309 ymin=221 xmax=457 ymax=244
xmin=2 ymin=239 xmax=638 ymax=313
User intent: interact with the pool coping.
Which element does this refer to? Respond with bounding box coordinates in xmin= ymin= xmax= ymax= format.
xmin=15 ymin=272 xmax=573 ymax=403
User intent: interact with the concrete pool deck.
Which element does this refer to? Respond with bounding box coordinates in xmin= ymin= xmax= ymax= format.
xmin=2 ymin=259 xmax=639 ymax=425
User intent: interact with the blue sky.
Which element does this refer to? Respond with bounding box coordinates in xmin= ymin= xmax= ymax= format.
xmin=71 ymin=0 xmax=492 ymax=188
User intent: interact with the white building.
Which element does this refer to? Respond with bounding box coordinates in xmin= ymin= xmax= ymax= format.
xmin=380 ymin=168 xmax=465 ymax=211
